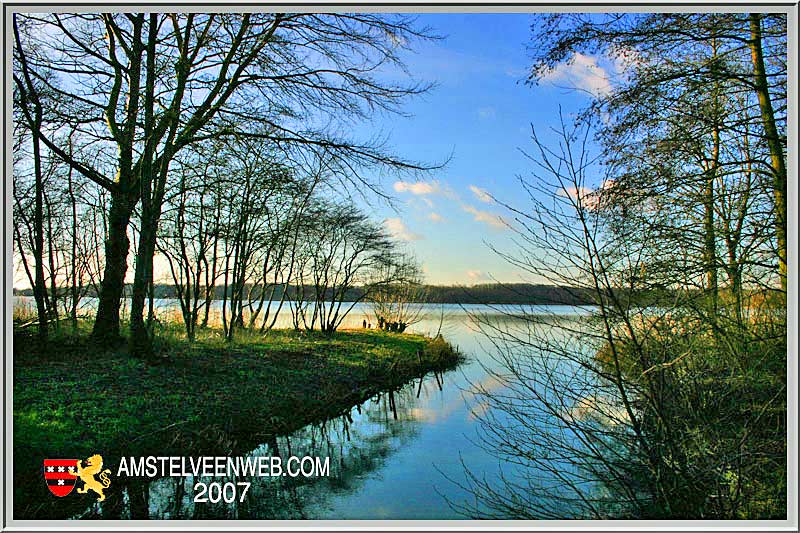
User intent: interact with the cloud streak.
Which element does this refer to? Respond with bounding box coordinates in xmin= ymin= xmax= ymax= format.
xmin=541 ymin=52 xmax=613 ymax=97
xmin=384 ymin=217 xmax=422 ymax=241
xmin=394 ymin=180 xmax=458 ymax=201
xmin=394 ymin=180 xmax=442 ymax=195
xmin=394 ymin=180 xmax=505 ymax=230
xmin=469 ymin=185 xmax=493 ymax=204
xmin=461 ymin=204 xmax=506 ymax=229
xmin=466 ymin=270 xmax=491 ymax=283
xmin=560 ymin=180 xmax=615 ymax=211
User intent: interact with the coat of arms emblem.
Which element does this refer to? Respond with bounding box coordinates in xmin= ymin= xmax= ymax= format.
xmin=43 ymin=459 xmax=78 ymax=497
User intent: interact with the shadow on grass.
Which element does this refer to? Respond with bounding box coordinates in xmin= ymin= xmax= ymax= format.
xmin=12 ymin=322 xmax=462 ymax=519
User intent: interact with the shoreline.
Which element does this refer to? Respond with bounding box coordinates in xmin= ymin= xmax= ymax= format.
xmin=13 ymin=325 xmax=462 ymax=519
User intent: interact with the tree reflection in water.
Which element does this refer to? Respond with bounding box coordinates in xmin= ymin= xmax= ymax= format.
xmin=82 ymin=371 xmax=448 ymax=519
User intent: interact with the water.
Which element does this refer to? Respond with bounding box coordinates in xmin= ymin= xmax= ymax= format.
xmin=13 ymin=295 xmax=592 ymax=330
xmin=14 ymin=297 xmax=595 ymax=519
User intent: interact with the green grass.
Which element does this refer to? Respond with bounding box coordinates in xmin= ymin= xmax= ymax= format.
xmin=13 ymin=322 xmax=461 ymax=519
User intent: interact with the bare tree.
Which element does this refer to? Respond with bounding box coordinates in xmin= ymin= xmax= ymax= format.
xmin=294 ymin=201 xmax=398 ymax=334
xmin=455 ymin=112 xmax=785 ymax=519
xmin=156 ymin=144 xmax=225 ymax=340
xmin=12 ymin=14 xmax=49 ymax=339
xmin=369 ymin=254 xmax=428 ymax=332
xmin=528 ymin=12 xmax=787 ymax=290
xmin=13 ymin=12 xmax=439 ymax=358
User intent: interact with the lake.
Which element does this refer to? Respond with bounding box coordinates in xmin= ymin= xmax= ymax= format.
xmin=14 ymin=297 xmax=596 ymax=520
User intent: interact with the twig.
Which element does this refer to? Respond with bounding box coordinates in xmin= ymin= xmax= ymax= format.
xmin=129 ymin=420 xmax=191 ymax=444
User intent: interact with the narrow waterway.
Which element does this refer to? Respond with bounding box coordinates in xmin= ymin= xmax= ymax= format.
xmin=15 ymin=298 xmax=595 ymax=519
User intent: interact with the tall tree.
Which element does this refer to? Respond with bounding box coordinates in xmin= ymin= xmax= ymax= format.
xmin=748 ymin=13 xmax=787 ymax=289
xmin=528 ymin=13 xmax=787 ymax=293
xmin=12 ymin=14 xmax=48 ymax=340
xmin=13 ymin=12 xmax=437 ymax=357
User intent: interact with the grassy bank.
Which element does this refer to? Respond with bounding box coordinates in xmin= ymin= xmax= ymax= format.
xmin=13 ymin=322 xmax=461 ymax=519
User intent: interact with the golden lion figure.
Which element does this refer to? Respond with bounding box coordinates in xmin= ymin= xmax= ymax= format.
xmin=75 ymin=454 xmax=111 ymax=502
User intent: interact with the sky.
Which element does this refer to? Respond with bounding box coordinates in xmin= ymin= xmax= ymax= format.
xmin=13 ymin=13 xmax=621 ymax=290
xmin=349 ymin=13 xmax=615 ymax=285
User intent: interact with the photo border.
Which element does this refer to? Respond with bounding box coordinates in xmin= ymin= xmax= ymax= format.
xmin=2 ymin=1 xmax=797 ymax=530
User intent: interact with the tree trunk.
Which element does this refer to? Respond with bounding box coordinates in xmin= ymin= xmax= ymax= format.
xmin=130 ymin=209 xmax=158 ymax=359
xmin=91 ymin=193 xmax=133 ymax=344
xmin=703 ymin=125 xmax=719 ymax=316
xmin=201 ymin=221 xmax=220 ymax=329
xmin=68 ymin=164 xmax=79 ymax=331
xmin=147 ymin=275 xmax=156 ymax=326
xmin=129 ymin=13 xmax=161 ymax=360
xmin=749 ymin=13 xmax=787 ymax=291
xmin=221 ymin=251 xmax=231 ymax=339
xmin=14 ymin=13 xmax=48 ymax=341
xmin=45 ymin=189 xmax=60 ymax=327
xmin=31 ymin=119 xmax=48 ymax=341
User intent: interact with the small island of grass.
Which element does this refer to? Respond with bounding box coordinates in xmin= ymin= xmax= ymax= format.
xmin=13 ymin=322 xmax=461 ymax=519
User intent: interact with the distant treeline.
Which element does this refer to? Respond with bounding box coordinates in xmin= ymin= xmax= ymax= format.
xmin=13 ymin=283 xmax=676 ymax=306
xmin=423 ymin=284 xmax=596 ymax=305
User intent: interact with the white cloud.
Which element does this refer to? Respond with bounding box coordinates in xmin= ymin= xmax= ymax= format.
xmin=394 ymin=180 xmax=459 ymax=202
xmin=563 ymin=185 xmax=595 ymax=201
xmin=466 ymin=270 xmax=491 ymax=283
xmin=393 ymin=180 xmax=441 ymax=195
xmin=469 ymin=185 xmax=493 ymax=204
xmin=541 ymin=52 xmax=613 ymax=98
xmin=427 ymin=212 xmax=443 ymax=223
xmin=478 ymin=106 xmax=496 ymax=119
xmin=462 ymin=204 xmax=506 ymax=230
xmin=384 ymin=217 xmax=422 ymax=241
xmin=561 ymin=180 xmax=615 ymax=211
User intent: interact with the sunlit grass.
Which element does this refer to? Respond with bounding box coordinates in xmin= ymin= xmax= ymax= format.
xmin=12 ymin=318 xmax=461 ymax=519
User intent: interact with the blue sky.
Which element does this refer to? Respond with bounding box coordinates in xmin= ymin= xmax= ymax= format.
xmin=351 ymin=14 xmax=613 ymax=285
xmin=13 ymin=13 xmax=618 ymax=290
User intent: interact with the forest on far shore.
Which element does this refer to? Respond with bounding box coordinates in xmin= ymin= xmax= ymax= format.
xmin=13 ymin=282 xmax=677 ymax=306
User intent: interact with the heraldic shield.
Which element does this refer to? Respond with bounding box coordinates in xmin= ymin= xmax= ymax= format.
xmin=43 ymin=459 xmax=78 ymax=497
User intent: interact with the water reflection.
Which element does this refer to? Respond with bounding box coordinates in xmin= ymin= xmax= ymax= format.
xmin=47 ymin=305 xmax=598 ymax=520
xmin=81 ymin=370 xmax=451 ymax=520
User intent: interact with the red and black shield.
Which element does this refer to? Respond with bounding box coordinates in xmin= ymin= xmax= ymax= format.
xmin=43 ymin=459 xmax=78 ymax=497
